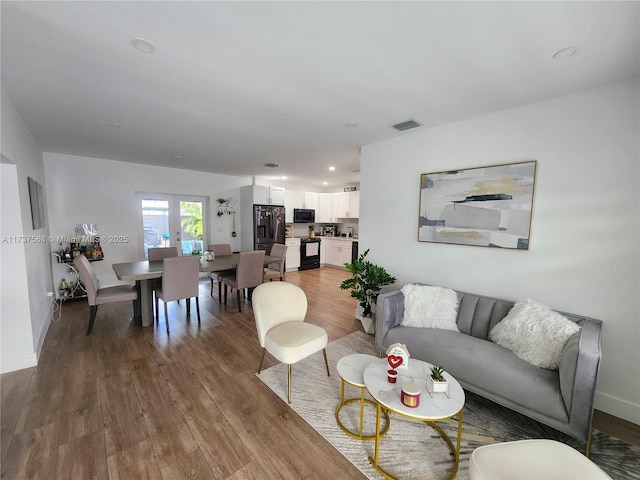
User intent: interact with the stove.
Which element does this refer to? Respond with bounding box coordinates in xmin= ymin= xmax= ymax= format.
xmin=299 ymin=237 xmax=321 ymax=270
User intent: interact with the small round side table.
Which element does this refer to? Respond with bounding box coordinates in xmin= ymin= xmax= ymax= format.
xmin=335 ymin=354 xmax=389 ymax=440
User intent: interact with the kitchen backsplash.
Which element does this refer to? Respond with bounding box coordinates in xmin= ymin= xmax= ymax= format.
xmin=288 ymin=220 xmax=358 ymax=238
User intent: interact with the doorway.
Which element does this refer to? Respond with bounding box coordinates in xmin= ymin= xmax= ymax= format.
xmin=137 ymin=193 xmax=209 ymax=259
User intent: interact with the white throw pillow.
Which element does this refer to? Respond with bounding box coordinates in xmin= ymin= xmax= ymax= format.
xmin=400 ymin=284 xmax=459 ymax=332
xmin=489 ymin=298 xmax=581 ymax=370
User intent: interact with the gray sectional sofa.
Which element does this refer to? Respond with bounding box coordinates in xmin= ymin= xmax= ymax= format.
xmin=376 ymin=287 xmax=603 ymax=453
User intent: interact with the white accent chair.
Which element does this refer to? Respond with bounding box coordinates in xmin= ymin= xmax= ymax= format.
xmin=73 ymin=255 xmax=138 ymax=335
xmin=252 ymin=282 xmax=329 ymax=403
xmin=263 ymin=244 xmax=287 ymax=282
xmin=469 ymin=440 xmax=612 ymax=480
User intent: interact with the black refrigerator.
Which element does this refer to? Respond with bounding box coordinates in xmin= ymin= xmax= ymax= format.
xmin=253 ymin=205 xmax=285 ymax=254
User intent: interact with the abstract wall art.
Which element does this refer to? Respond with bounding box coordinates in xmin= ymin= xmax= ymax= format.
xmin=418 ymin=161 xmax=537 ymax=249
xmin=27 ymin=176 xmax=46 ymax=230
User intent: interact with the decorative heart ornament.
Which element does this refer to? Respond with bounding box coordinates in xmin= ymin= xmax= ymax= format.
xmin=388 ymin=355 xmax=403 ymax=369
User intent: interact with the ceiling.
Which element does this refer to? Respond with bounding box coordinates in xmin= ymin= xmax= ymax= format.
xmin=2 ymin=2 xmax=638 ymax=189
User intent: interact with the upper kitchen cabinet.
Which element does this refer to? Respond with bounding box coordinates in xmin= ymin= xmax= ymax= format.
xmin=333 ymin=191 xmax=359 ymax=219
xmin=242 ymin=185 xmax=285 ymax=206
xmin=284 ymin=190 xmax=304 ymax=222
xmin=304 ymin=192 xmax=319 ymax=212
xmin=316 ymin=193 xmax=334 ymax=223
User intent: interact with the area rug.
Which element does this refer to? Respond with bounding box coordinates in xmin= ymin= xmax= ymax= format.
xmin=257 ymin=332 xmax=640 ymax=480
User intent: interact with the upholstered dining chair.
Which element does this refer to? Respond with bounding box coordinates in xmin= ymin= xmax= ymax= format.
xmin=155 ymin=256 xmax=201 ymax=332
xmin=263 ymin=244 xmax=287 ymax=282
xmin=147 ymin=246 xmax=179 ymax=311
xmin=252 ymin=282 xmax=329 ymax=403
xmin=73 ymin=255 xmax=138 ymax=335
xmin=222 ymin=250 xmax=265 ymax=312
xmin=207 ymin=243 xmax=234 ymax=301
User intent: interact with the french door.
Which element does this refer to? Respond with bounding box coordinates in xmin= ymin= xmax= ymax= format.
xmin=138 ymin=193 xmax=209 ymax=259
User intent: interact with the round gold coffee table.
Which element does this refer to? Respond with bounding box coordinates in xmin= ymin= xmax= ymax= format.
xmin=335 ymin=354 xmax=389 ymax=440
xmin=363 ymin=357 xmax=465 ymax=480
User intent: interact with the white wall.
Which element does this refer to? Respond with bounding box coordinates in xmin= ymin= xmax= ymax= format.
xmin=44 ymin=153 xmax=252 ymax=287
xmin=0 ymin=88 xmax=53 ymax=373
xmin=360 ymin=79 xmax=640 ymax=424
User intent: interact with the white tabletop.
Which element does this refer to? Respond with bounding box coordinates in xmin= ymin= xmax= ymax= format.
xmin=363 ymin=358 xmax=465 ymax=420
xmin=336 ymin=354 xmax=378 ymax=388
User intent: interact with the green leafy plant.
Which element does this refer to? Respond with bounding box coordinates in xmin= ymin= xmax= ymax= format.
xmin=180 ymin=202 xmax=203 ymax=240
xmin=430 ymin=365 xmax=445 ymax=382
xmin=339 ymin=249 xmax=396 ymax=318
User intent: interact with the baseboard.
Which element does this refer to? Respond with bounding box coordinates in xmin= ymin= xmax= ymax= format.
xmin=595 ymin=391 xmax=640 ymax=426
xmin=0 ymin=351 xmax=38 ymax=374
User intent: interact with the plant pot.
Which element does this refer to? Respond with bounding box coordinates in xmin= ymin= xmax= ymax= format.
xmin=355 ymin=304 xmax=375 ymax=335
xmin=426 ymin=374 xmax=450 ymax=398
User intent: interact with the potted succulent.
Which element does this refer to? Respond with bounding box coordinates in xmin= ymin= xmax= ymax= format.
xmin=426 ymin=364 xmax=450 ymax=398
xmin=340 ymin=249 xmax=396 ymax=334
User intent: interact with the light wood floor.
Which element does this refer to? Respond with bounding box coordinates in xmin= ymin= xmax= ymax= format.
xmin=1 ymin=267 xmax=638 ymax=479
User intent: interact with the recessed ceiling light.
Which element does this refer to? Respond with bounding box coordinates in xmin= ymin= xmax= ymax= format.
xmin=281 ymin=176 xmax=287 ymax=180
xmin=553 ymin=46 xmax=578 ymax=60
xmin=329 ymin=166 xmax=336 ymax=172
xmin=131 ymin=38 xmax=156 ymax=54
xmin=345 ymin=122 xmax=357 ymax=128
xmin=174 ymin=155 xmax=183 ymax=160
xmin=107 ymin=123 xmax=122 ymax=128
xmin=323 ymin=182 xmax=328 ymax=185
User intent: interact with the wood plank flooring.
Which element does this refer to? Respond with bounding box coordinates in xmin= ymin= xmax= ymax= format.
xmin=1 ymin=267 xmax=638 ymax=479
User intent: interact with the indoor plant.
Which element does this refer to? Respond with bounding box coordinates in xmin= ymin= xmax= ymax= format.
xmin=427 ymin=364 xmax=450 ymax=397
xmin=340 ymin=249 xmax=396 ymax=334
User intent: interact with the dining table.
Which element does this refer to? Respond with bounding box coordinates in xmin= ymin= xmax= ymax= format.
xmin=113 ymin=254 xmax=277 ymax=327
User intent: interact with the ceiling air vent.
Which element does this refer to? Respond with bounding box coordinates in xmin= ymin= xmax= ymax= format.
xmin=262 ymin=162 xmax=280 ymax=168
xmin=392 ymin=119 xmax=422 ymax=131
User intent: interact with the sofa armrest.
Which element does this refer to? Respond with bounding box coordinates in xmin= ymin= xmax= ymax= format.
xmin=558 ymin=317 xmax=603 ymax=441
xmin=375 ymin=289 xmax=404 ymax=352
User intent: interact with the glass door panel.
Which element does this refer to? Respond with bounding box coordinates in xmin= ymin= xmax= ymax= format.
xmin=179 ymin=199 xmax=205 ymax=256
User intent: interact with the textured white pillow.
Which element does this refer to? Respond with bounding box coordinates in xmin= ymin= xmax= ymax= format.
xmin=400 ymin=284 xmax=459 ymax=332
xmin=489 ymin=298 xmax=581 ymax=370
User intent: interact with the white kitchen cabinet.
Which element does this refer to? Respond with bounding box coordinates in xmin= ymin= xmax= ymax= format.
xmin=285 ymin=190 xmax=304 ymax=223
xmin=285 ymin=238 xmax=301 ymax=272
xmin=303 ymin=192 xmax=319 ymax=212
xmin=323 ymin=238 xmax=353 ymax=268
xmin=242 ymin=185 xmax=285 ymax=206
xmin=334 ymin=191 xmax=359 ymax=219
xmin=316 ymin=193 xmax=334 ymax=223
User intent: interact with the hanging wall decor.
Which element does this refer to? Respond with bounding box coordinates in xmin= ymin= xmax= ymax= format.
xmin=418 ymin=161 xmax=537 ymax=249
xmin=28 ymin=176 xmax=46 ymax=230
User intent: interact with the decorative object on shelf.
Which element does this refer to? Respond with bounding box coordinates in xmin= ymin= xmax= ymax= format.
xmin=216 ymin=197 xmax=237 ymax=217
xmin=386 ymin=343 xmax=410 ymax=371
xmin=418 ymin=160 xmax=537 ymax=249
xmin=203 ymin=250 xmax=215 ymax=261
xmin=309 ymin=225 xmax=315 ymax=238
xmin=340 ymin=249 xmax=396 ymax=334
xmin=426 ymin=364 xmax=450 ymax=398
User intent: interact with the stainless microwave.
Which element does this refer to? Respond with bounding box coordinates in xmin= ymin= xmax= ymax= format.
xmin=293 ymin=208 xmax=315 ymax=223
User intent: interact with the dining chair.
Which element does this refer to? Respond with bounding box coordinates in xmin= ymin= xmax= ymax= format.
xmin=147 ymin=246 xmax=179 ymax=311
xmin=223 ymin=250 xmax=265 ymax=312
xmin=73 ymin=255 xmax=138 ymax=335
xmin=155 ymin=256 xmax=201 ymax=332
xmin=252 ymin=282 xmax=329 ymax=403
xmin=208 ymin=243 xmax=235 ymax=301
xmin=263 ymin=243 xmax=287 ymax=282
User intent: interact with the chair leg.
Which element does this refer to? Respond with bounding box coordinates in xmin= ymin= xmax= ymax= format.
xmin=210 ymin=277 xmax=214 ymax=297
xmin=257 ymin=348 xmax=267 ymax=374
xmin=155 ymin=295 xmax=159 ymax=324
xmin=224 ymin=284 xmax=227 ymax=305
xmin=219 ymin=281 xmax=223 ymax=303
xmin=195 ymin=297 xmax=201 ymax=323
xmin=86 ymin=305 xmax=98 ymax=335
xmin=236 ymin=290 xmax=241 ymax=312
xmin=322 ymin=348 xmax=330 ymax=377
xmin=186 ymin=298 xmax=191 ymax=317
xmin=287 ymin=363 xmax=292 ymax=403
xmin=164 ymin=301 xmax=169 ymax=332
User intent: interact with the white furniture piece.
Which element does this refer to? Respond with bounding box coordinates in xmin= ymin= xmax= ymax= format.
xmin=252 ymin=282 xmax=329 ymax=403
xmin=285 ymin=238 xmax=301 ymax=272
xmin=469 ymin=439 xmax=612 ymax=480
xmin=335 ymin=354 xmax=389 ymax=440
xmin=363 ymin=357 xmax=465 ymax=480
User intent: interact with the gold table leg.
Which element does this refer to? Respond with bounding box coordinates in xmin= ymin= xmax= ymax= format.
xmin=335 ymin=378 xmax=389 ymax=441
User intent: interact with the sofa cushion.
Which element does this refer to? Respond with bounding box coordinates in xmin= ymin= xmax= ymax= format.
xmin=489 ymin=298 xmax=581 ymax=370
xmin=400 ymin=284 xmax=459 ymax=331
